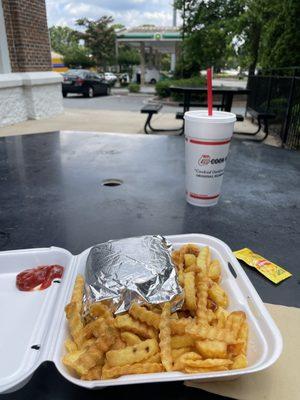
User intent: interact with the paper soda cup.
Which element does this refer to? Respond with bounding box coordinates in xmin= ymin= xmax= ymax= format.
xmin=184 ymin=110 xmax=236 ymax=207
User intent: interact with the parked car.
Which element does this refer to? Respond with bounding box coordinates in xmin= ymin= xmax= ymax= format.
xmin=62 ymin=70 xmax=111 ymax=98
xmin=104 ymin=72 xmax=118 ymax=86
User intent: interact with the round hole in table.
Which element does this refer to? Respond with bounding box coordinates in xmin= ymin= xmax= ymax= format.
xmin=101 ymin=179 xmax=123 ymax=187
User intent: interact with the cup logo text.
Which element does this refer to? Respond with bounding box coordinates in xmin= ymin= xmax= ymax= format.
xmin=198 ymin=155 xmax=211 ymax=165
xmin=198 ymin=154 xmax=227 ymax=166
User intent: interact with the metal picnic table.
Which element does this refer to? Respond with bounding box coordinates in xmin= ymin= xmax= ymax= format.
xmin=170 ymin=85 xmax=251 ymax=113
xmin=0 ymin=131 xmax=299 ymax=400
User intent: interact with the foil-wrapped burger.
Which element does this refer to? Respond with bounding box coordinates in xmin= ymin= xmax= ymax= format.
xmin=84 ymin=235 xmax=183 ymax=313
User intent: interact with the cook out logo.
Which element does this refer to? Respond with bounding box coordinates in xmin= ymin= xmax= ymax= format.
xmin=198 ymin=154 xmax=227 ymax=165
xmin=198 ymin=155 xmax=211 ymax=165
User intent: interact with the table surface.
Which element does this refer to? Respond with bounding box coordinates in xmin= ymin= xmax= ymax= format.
xmin=170 ymin=85 xmax=250 ymax=94
xmin=0 ymin=131 xmax=299 ymax=400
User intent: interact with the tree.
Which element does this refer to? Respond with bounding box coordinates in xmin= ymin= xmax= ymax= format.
xmin=233 ymin=0 xmax=270 ymax=76
xmin=175 ymin=0 xmax=243 ymax=76
xmin=117 ymin=45 xmax=140 ymax=72
xmin=49 ymin=26 xmax=79 ymax=55
xmin=260 ymin=0 xmax=300 ymax=70
xmin=63 ymin=45 xmax=96 ymax=69
xmin=76 ymin=16 xmax=116 ymax=69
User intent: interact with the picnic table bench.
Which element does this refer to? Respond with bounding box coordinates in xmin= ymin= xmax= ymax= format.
xmin=234 ymin=107 xmax=276 ymax=141
xmin=141 ymin=102 xmax=183 ymax=135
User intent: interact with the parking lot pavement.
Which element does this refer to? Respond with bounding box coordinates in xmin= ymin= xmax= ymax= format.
xmin=63 ymin=93 xmax=183 ymax=113
xmin=63 ymin=93 xmax=245 ymax=115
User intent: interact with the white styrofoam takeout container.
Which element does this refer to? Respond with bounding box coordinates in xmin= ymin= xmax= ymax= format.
xmin=0 ymin=234 xmax=282 ymax=393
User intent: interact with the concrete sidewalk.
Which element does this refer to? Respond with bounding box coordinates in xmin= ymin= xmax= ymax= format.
xmin=0 ymin=109 xmax=182 ymax=136
xmin=0 ymin=108 xmax=281 ymax=146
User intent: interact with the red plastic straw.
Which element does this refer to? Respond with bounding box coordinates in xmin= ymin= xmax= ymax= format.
xmin=207 ymin=67 xmax=213 ymax=116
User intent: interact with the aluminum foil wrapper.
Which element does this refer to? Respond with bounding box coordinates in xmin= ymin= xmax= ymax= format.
xmin=84 ymin=235 xmax=183 ymax=313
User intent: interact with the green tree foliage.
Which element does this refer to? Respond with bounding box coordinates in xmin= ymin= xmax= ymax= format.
xmin=117 ymin=45 xmax=140 ymax=71
xmin=233 ymin=0 xmax=270 ymax=75
xmin=76 ymin=16 xmax=116 ymax=69
xmin=63 ymin=46 xmax=96 ymax=69
xmin=175 ymin=0 xmax=243 ymax=76
xmin=260 ymin=0 xmax=300 ymax=70
xmin=49 ymin=26 xmax=79 ymax=55
xmin=175 ymin=0 xmax=300 ymax=76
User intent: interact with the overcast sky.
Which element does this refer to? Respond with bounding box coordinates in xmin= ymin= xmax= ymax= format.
xmin=46 ymin=0 xmax=176 ymax=28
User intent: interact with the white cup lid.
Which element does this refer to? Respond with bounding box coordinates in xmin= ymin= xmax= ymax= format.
xmin=184 ymin=110 xmax=236 ymax=123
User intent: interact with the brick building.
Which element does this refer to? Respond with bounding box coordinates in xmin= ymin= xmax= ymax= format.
xmin=0 ymin=0 xmax=63 ymax=127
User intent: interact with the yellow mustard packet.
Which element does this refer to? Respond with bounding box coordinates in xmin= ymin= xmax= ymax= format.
xmin=234 ymin=248 xmax=292 ymax=284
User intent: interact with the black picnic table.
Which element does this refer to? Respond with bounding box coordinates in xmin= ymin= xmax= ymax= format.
xmin=0 ymin=131 xmax=299 ymax=400
xmin=170 ymin=85 xmax=250 ymax=113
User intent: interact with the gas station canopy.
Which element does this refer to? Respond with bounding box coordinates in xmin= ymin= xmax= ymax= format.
xmin=116 ymin=26 xmax=182 ymax=84
xmin=116 ymin=26 xmax=182 ymax=53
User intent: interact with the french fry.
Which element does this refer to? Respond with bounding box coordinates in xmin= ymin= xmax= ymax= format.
xmin=173 ymin=352 xmax=202 ymax=370
xmin=171 ymin=347 xmax=192 ymax=360
xmin=82 ymin=338 xmax=96 ymax=349
xmin=129 ymin=303 xmax=160 ymax=330
xmin=110 ymin=337 xmax=126 ymax=350
xmin=171 ymin=335 xmax=195 ymax=349
xmin=62 ymin=349 xmax=86 ymax=374
xmin=159 ymin=302 xmax=172 ymax=372
xmin=228 ymin=342 xmax=244 ymax=357
xmin=62 ymin=346 xmax=104 ymax=376
xmin=79 ymin=347 xmax=104 ymax=372
xmin=231 ymin=354 xmax=248 ymax=369
xmin=64 ymin=338 xmax=78 ymax=353
xmin=208 ymin=282 xmax=229 ymax=308
xmin=115 ymin=314 xmax=156 ymax=339
xmin=215 ymin=307 xmax=230 ymax=329
xmin=195 ymin=274 xmax=209 ymax=324
xmin=170 ymin=318 xmax=192 ymax=335
xmin=207 ymin=299 xmax=218 ymax=312
xmin=65 ymin=302 xmax=85 ymax=348
xmin=225 ymin=311 xmax=246 ymax=339
xmin=181 ymin=358 xmax=232 ymax=369
xmin=70 ymin=274 xmax=84 ymax=309
xmin=106 ymin=339 xmax=159 ymax=367
xmin=184 ymin=254 xmax=197 ymax=268
xmin=237 ymin=321 xmax=249 ymax=354
xmin=181 ymin=244 xmax=200 ymax=257
xmin=195 ymin=340 xmax=228 ymax=359
xmin=171 ymin=250 xmax=181 ymax=267
xmin=81 ymin=365 xmax=103 ymax=380
xmin=83 ymin=317 xmax=105 ymax=339
xmin=102 ymin=362 xmax=164 ymax=379
xmin=208 ymin=260 xmax=221 ymax=282
xmin=145 ymin=353 xmax=161 ymax=363
xmin=94 ymin=325 xmax=119 ymax=352
xmin=178 ymin=269 xmax=184 ymax=286
xmin=120 ymin=332 xmax=142 ymax=346
xmin=184 ymin=366 xmax=228 ymax=373
xmin=185 ymin=264 xmax=200 ymax=273
xmin=196 ymin=246 xmax=210 ymax=274
xmin=89 ymin=303 xmax=114 ymax=324
xmin=185 ymin=323 xmax=236 ymax=344
xmin=184 ymin=272 xmax=197 ymax=311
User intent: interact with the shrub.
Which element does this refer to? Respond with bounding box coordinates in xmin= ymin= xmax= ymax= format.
xmin=155 ymin=80 xmax=172 ymax=98
xmin=128 ymin=83 xmax=140 ymax=93
xmin=155 ymin=76 xmax=206 ymax=100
